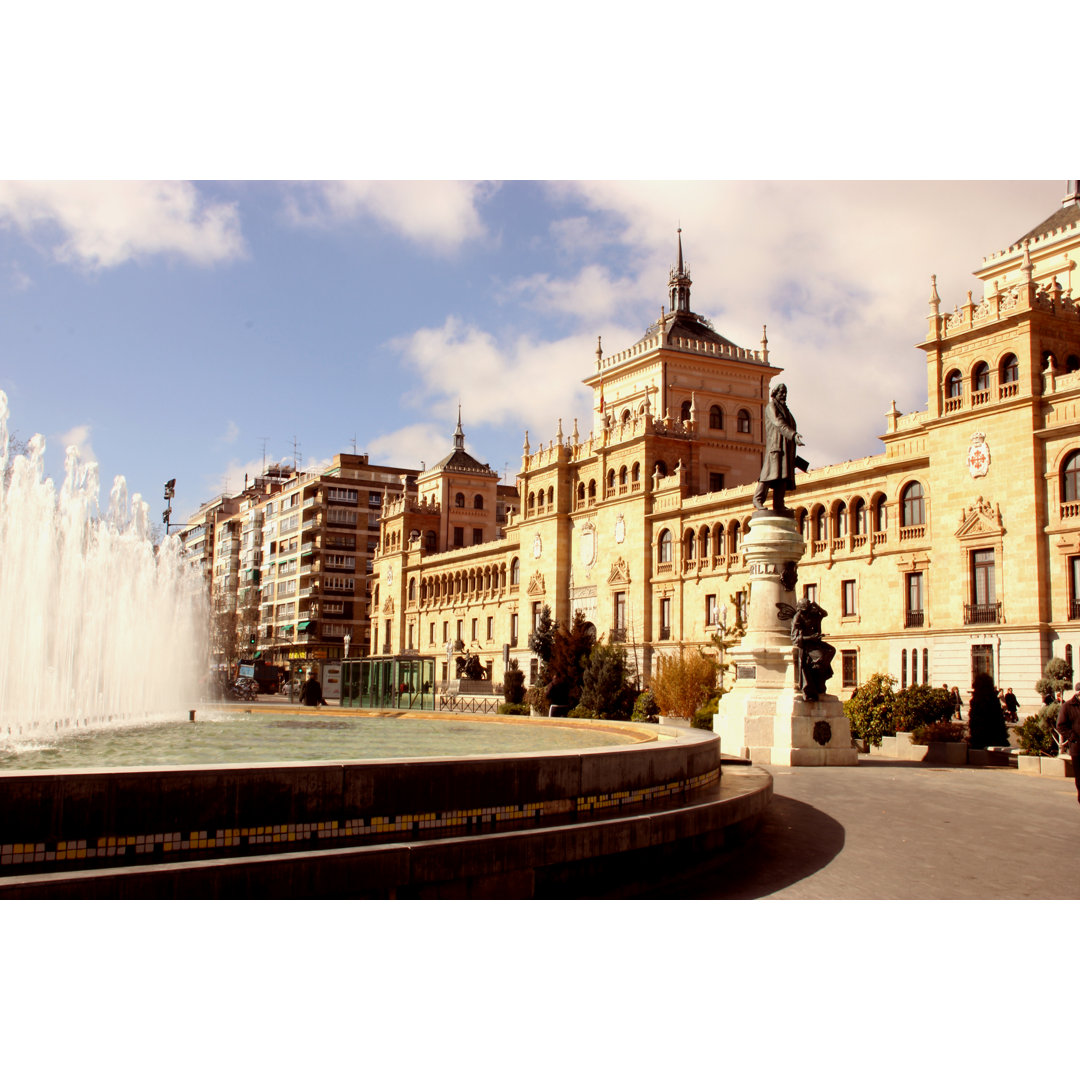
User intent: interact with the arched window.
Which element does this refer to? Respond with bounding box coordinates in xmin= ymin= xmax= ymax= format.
xmin=813 ymin=506 xmax=826 ymax=541
xmin=455 ymin=492 xmax=465 ymax=508
xmin=606 ymin=469 xmax=615 ymax=490
xmin=618 ymin=465 xmax=627 ymax=486
xmin=901 ymin=481 xmax=925 ymax=527
xmin=872 ymin=494 xmax=888 ymax=534
xmin=621 ymin=408 xmax=631 ymax=424
xmin=547 ymin=485 xmax=554 ymax=506
xmin=834 ymin=501 xmax=847 ymax=538
xmin=1000 ymin=354 xmax=1018 ymax=384
xmin=1067 ymin=355 xmax=1080 ymax=373
xmin=631 ymin=462 xmax=641 ymax=484
xmin=709 ymin=404 xmax=723 ymax=429
xmin=729 ymin=521 xmax=740 ymax=553
xmin=510 ymin=558 xmax=520 ymax=585
xmin=715 ymin=524 xmax=725 ymax=556
xmin=901 ymin=649 xmax=908 ymax=690
xmin=699 ymin=527 xmax=711 ymax=561
xmin=577 ymin=482 xmax=585 ymax=504
xmin=528 ymin=492 xmax=535 ymax=511
xmin=737 ymin=409 xmax=751 ymax=434
xmin=408 ymin=578 xmax=416 ymax=602
xmin=680 ymin=399 xmax=692 ymax=422
xmin=945 ymin=369 xmax=962 ymax=398
xmin=588 ymin=479 xmax=596 ymax=499
xmin=655 ymin=460 xmax=668 ymax=478
xmin=1062 ymin=450 xmax=1080 ymax=504
xmin=474 ymin=494 xmax=484 ymax=509
xmin=537 ymin=489 xmax=544 ymax=508
xmin=851 ymin=497 xmax=866 ymax=536
xmin=658 ymin=529 xmax=672 ymax=564
xmin=425 ymin=530 xmax=436 ymax=551
xmin=972 ymin=362 xmax=990 ymax=391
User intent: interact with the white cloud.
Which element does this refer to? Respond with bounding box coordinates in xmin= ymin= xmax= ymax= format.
xmin=219 ymin=420 xmax=240 ymax=445
xmin=57 ymin=423 xmax=96 ymax=465
xmin=367 ymin=423 xmax=451 ymax=471
xmin=282 ymin=181 xmax=496 ymax=252
xmin=0 ymin=181 xmax=245 ymax=269
xmin=503 ymin=263 xmax=645 ymax=322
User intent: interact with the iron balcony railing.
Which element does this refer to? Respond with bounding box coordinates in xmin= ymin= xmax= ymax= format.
xmin=609 ymin=627 xmax=627 ymax=643
xmin=964 ymin=602 xmax=1002 ymax=625
xmin=904 ymin=609 xmax=924 ymax=628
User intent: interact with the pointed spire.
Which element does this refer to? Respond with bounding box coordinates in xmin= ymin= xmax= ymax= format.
xmin=596 ymin=335 xmax=603 ymax=371
xmin=761 ymin=324 xmax=769 ymax=362
xmin=572 ymin=417 xmax=579 ymax=445
xmin=1021 ymin=239 xmax=1034 ymax=283
xmin=556 ymin=418 xmax=564 ymax=447
xmin=453 ymin=402 xmax=465 ymax=451
xmin=668 ymin=227 xmax=692 ymax=314
xmin=522 ymin=430 xmax=530 ymax=455
xmin=928 ymin=274 xmax=940 ymax=315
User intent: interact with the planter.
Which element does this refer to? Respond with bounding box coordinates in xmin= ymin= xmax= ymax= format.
xmin=1018 ymin=755 xmax=1075 ymax=778
xmin=658 ymin=714 xmax=692 ymax=728
xmin=924 ymin=741 xmax=968 ymax=766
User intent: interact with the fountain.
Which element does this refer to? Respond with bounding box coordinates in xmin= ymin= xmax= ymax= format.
xmin=0 ymin=390 xmax=207 ymax=745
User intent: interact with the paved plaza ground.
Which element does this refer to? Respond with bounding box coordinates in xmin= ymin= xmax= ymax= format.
xmin=634 ymin=757 xmax=1080 ymax=900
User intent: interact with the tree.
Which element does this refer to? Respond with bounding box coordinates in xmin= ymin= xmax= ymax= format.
xmin=503 ymin=659 xmax=525 ymax=704
xmin=969 ymin=672 xmax=1009 ymax=748
xmin=893 ymin=683 xmax=954 ymax=733
xmin=545 ymin=611 xmax=595 ymax=709
xmin=843 ymin=672 xmax=897 ymax=747
xmin=528 ymin=604 xmax=557 ymax=676
xmin=1036 ymin=657 xmax=1072 ymax=704
xmin=651 ymin=648 xmax=719 ymax=721
xmin=210 ymin=604 xmax=240 ymax=672
xmin=579 ymin=642 xmax=637 ymax=719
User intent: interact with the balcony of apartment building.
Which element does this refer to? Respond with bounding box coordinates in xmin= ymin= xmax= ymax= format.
xmin=904 ymin=608 xmax=925 ymax=629
xmin=1069 ymin=599 xmax=1080 ymax=621
xmin=964 ymin=602 xmax=1002 ymax=626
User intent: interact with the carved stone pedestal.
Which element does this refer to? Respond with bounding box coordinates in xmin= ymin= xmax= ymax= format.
xmin=713 ymin=511 xmax=858 ymax=767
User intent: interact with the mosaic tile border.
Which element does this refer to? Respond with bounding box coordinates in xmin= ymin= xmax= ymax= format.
xmin=0 ymin=767 xmax=719 ymax=871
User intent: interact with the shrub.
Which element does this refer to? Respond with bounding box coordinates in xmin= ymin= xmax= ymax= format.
xmin=567 ymin=704 xmax=597 ymax=719
xmin=969 ymin=672 xmax=1008 ymax=748
xmin=579 ymin=642 xmax=637 ymax=720
xmin=894 ymin=683 xmax=954 ymax=733
xmin=843 ymin=673 xmax=897 ymax=747
xmin=910 ymin=721 xmax=966 ymax=745
xmin=497 ymin=703 xmax=530 ymax=716
xmin=631 ymin=690 xmax=659 ymax=723
xmin=1036 ymin=656 xmax=1073 ymax=704
xmin=693 ymin=695 xmax=720 ymax=730
xmin=503 ymin=659 xmax=525 ymax=705
xmin=1015 ymin=708 xmax=1058 ymax=756
xmin=545 ymin=611 xmax=596 ymax=711
xmin=524 ymin=684 xmax=549 ymax=715
xmin=652 ymin=648 xmax=719 ymax=721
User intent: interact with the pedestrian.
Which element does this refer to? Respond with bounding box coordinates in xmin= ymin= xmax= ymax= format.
xmin=1055 ymin=681 xmax=1080 ymax=805
xmin=951 ymin=686 xmax=962 ymax=721
xmin=300 ymin=670 xmax=327 ymax=708
xmin=1003 ymin=687 xmax=1019 ymax=722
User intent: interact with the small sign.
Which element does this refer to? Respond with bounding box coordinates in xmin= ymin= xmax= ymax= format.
xmin=736 ymin=664 xmax=757 ymax=681
xmin=239 ymin=664 xmax=255 ymax=678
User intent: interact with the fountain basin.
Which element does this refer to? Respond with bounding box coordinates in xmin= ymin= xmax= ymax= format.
xmin=0 ymin=720 xmax=772 ymax=898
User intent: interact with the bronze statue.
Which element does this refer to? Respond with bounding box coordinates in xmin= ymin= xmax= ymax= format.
xmin=777 ymin=598 xmax=835 ymax=701
xmin=752 ymin=382 xmax=807 ymax=513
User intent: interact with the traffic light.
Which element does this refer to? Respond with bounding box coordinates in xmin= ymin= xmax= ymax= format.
xmin=250 ymin=634 xmax=256 ymax=645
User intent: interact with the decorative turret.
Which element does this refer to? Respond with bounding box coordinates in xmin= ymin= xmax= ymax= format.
xmin=761 ymin=325 xmax=769 ymax=364
xmin=668 ymin=228 xmax=692 ymax=314
xmin=596 ymin=336 xmax=603 ymax=371
xmin=453 ymin=403 xmax=465 ymax=452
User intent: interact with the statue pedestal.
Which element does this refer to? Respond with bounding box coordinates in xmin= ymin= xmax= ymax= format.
xmin=714 ymin=512 xmax=858 ymax=767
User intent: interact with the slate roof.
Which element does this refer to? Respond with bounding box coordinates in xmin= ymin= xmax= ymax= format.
xmin=1014 ymin=200 xmax=1080 ymax=246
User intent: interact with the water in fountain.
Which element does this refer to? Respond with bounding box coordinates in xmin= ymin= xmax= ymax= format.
xmin=0 ymin=389 xmax=207 ymax=748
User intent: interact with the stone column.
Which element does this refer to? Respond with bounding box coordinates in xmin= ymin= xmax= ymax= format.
xmin=714 ymin=511 xmax=857 ymax=766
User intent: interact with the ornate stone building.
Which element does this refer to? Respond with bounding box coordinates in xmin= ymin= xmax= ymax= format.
xmin=373 ymin=190 xmax=1080 ymax=711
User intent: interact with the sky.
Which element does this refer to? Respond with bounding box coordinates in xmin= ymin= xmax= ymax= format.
xmin=0 ymin=179 xmax=1067 ymax=526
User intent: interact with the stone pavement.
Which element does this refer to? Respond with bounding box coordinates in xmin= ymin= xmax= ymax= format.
xmin=634 ymin=757 xmax=1080 ymax=899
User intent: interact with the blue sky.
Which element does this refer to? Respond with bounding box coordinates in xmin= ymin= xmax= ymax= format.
xmin=0 ymin=179 xmax=1066 ymax=526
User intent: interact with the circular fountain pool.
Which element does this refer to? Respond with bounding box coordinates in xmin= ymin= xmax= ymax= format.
xmin=0 ymin=710 xmax=643 ymax=771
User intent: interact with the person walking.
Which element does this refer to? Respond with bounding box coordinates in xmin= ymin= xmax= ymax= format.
xmin=300 ymin=670 xmax=327 ymax=708
xmin=1056 ymin=681 xmax=1080 ymax=805
xmin=1003 ymin=687 xmax=1019 ymax=722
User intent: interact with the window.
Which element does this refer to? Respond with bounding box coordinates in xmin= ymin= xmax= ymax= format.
xmin=1063 ymin=451 xmax=1080 ymax=504
xmin=384 ymin=618 xmax=392 ymax=653
xmin=834 ymin=502 xmax=847 ymax=538
xmin=901 ymin=482 xmax=924 ymax=527
xmin=680 ymin=399 xmax=692 ymax=422
xmin=577 ymin=482 xmax=585 ymax=504
xmin=901 ymin=648 xmax=907 ymax=690
xmin=486 ymin=616 xmax=493 ymax=640
xmin=532 ymin=602 xmax=542 ymax=632
xmin=972 ymin=362 xmax=990 ymax=392
xmin=660 ymin=597 xmax=671 ymax=639
xmin=1070 ymin=557 xmax=1080 ymax=619
xmin=471 ymin=618 xmax=478 ymax=641
xmin=709 ymin=472 xmax=725 ymax=492
xmin=945 ymin=369 xmax=962 ymax=398
xmin=408 ymin=579 xmax=416 ymax=602
xmin=699 ymin=529 xmax=710 ymax=561
xmin=706 ymin=595 xmax=718 ymax=626
xmin=905 ymin=572 xmax=924 ymax=627
xmin=456 ymin=619 xmax=464 ymax=644
xmin=613 ymin=592 xmax=626 ymax=633
xmin=510 ymin=612 xmax=519 ymax=646
xmin=473 ymin=528 xmax=483 ymax=545
xmin=922 ymin=648 xmax=929 ymax=686
xmin=588 ymin=479 xmax=597 ymax=500
xmin=841 ymin=650 xmax=858 ymax=689
xmin=735 ymin=590 xmax=748 ymax=627
xmin=429 ymin=622 xmax=435 ymax=644
xmin=425 ymin=530 xmax=436 ymax=551
xmin=971 ymin=548 xmax=995 ymax=605
xmin=474 ymin=494 xmax=484 ymax=509
xmin=1000 ymin=353 xmax=1018 ymax=385
xmin=510 ymin=558 xmax=520 ymax=585
xmin=658 ymin=529 xmax=672 ymax=564
xmin=407 ymin=623 xmax=414 ymax=651
xmin=841 ymin=579 xmax=856 ymax=617
xmin=631 ymin=463 xmax=641 ymax=485
xmin=709 ymin=404 xmax=723 ymax=429
xmin=455 ymin=492 xmax=465 ymax=508
xmin=803 ymin=583 xmax=817 ymax=604
xmin=453 ymin=526 xmax=464 ymax=548
xmin=911 ymin=647 xmax=918 ymax=686
xmin=737 ymin=409 xmax=751 ymax=434
xmin=537 ymin=489 xmax=545 ymax=509
xmin=442 ymin=621 xmax=448 ymax=643
xmin=851 ymin=497 xmax=865 ymax=536
xmin=813 ymin=507 xmax=826 ymax=541
xmin=873 ymin=495 xmax=888 ymax=534
xmin=971 ymin=643 xmax=994 ymax=684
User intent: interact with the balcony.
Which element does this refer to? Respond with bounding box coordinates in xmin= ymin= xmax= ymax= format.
xmin=659 ymin=626 xmax=671 ymax=640
xmin=904 ymin=609 xmax=925 ymax=629
xmin=609 ymin=627 xmax=627 ymax=643
xmin=964 ymin=602 xmax=1002 ymax=625
xmin=1069 ymin=599 xmax=1080 ymax=621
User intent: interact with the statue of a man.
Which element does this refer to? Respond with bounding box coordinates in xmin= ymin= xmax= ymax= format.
xmin=753 ymin=382 xmax=805 ymax=513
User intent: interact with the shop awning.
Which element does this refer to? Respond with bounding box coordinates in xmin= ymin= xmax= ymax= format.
xmin=297 ymin=620 xmax=313 ymax=631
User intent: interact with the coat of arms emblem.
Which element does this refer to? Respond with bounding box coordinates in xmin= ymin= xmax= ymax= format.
xmin=967 ymin=432 xmax=990 ymax=479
